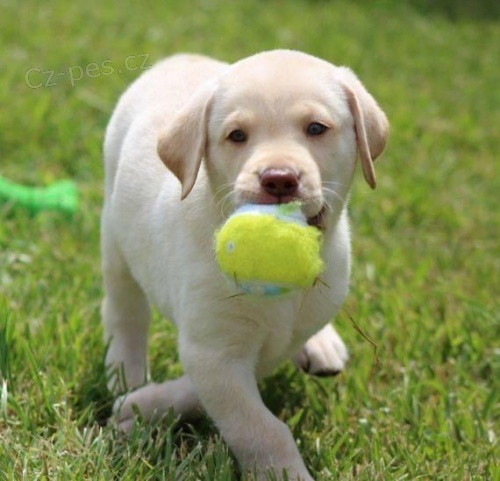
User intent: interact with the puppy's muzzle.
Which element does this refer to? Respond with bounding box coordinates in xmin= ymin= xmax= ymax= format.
xmin=253 ymin=167 xmax=326 ymax=230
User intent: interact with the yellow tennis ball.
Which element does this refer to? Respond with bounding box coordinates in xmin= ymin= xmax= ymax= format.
xmin=214 ymin=203 xmax=324 ymax=296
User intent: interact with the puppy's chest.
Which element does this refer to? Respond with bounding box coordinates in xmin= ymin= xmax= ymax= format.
xmin=255 ymin=289 xmax=333 ymax=368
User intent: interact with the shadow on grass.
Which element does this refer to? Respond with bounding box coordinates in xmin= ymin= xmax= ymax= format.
xmin=407 ymin=0 xmax=500 ymax=21
xmin=72 ymin=359 xmax=233 ymax=479
xmin=72 ymin=356 xmax=343 ymax=479
xmin=72 ymin=353 xmax=113 ymax=427
xmin=73 ymin=352 xmax=332 ymax=427
xmin=308 ymin=0 xmax=500 ymax=21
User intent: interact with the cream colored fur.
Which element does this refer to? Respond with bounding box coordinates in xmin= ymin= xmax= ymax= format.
xmin=101 ymin=50 xmax=388 ymax=480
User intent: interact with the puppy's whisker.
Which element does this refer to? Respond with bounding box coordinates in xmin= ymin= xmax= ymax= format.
xmin=319 ymin=194 xmax=334 ymax=212
xmin=322 ymin=186 xmax=346 ymax=206
xmin=212 ymin=183 xmax=233 ymax=201
xmin=214 ymin=182 xmax=234 ymax=197
xmin=322 ymin=180 xmax=347 ymax=189
xmin=212 ymin=183 xmax=234 ymax=207
xmin=323 ymin=186 xmax=346 ymax=195
xmin=217 ymin=189 xmax=236 ymax=219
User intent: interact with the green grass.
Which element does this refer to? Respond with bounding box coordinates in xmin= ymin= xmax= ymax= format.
xmin=0 ymin=0 xmax=499 ymax=479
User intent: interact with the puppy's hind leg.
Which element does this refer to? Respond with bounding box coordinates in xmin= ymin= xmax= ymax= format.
xmin=101 ymin=210 xmax=151 ymax=394
xmin=294 ymin=323 xmax=349 ymax=377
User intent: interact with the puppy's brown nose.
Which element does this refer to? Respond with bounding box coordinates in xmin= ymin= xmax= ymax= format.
xmin=260 ymin=168 xmax=299 ymax=200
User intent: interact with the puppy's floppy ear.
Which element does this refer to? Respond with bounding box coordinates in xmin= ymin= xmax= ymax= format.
xmin=157 ymin=82 xmax=216 ymax=199
xmin=337 ymin=67 xmax=389 ymax=189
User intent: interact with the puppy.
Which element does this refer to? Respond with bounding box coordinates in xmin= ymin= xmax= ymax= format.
xmin=101 ymin=50 xmax=388 ymax=480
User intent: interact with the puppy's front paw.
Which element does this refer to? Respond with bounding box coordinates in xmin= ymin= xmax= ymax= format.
xmin=109 ymin=376 xmax=202 ymax=432
xmin=295 ymin=324 xmax=348 ymax=377
xmin=110 ymin=382 xmax=164 ymax=433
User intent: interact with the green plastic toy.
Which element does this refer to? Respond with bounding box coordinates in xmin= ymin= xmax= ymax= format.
xmin=0 ymin=176 xmax=78 ymax=215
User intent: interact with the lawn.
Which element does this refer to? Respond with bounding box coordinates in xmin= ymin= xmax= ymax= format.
xmin=0 ymin=0 xmax=498 ymax=479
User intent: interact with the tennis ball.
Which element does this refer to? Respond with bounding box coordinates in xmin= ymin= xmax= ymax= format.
xmin=214 ymin=203 xmax=324 ymax=297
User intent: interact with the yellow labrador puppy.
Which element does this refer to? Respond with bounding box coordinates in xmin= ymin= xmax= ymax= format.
xmin=102 ymin=50 xmax=388 ymax=480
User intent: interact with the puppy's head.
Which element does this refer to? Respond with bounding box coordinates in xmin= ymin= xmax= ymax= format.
xmin=158 ymin=50 xmax=388 ymax=226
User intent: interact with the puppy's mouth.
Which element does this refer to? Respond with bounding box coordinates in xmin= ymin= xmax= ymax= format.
xmin=255 ymin=196 xmax=326 ymax=230
xmin=232 ymin=167 xmax=328 ymax=228
xmin=306 ymin=205 xmax=327 ymax=230
xmin=235 ymin=192 xmax=327 ymax=230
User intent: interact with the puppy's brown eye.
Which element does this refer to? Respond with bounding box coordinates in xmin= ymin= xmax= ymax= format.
xmin=228 ymin=129 xmax=247 ymax=143
xmin=306 ymin=122 xmax=328 ymax=136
